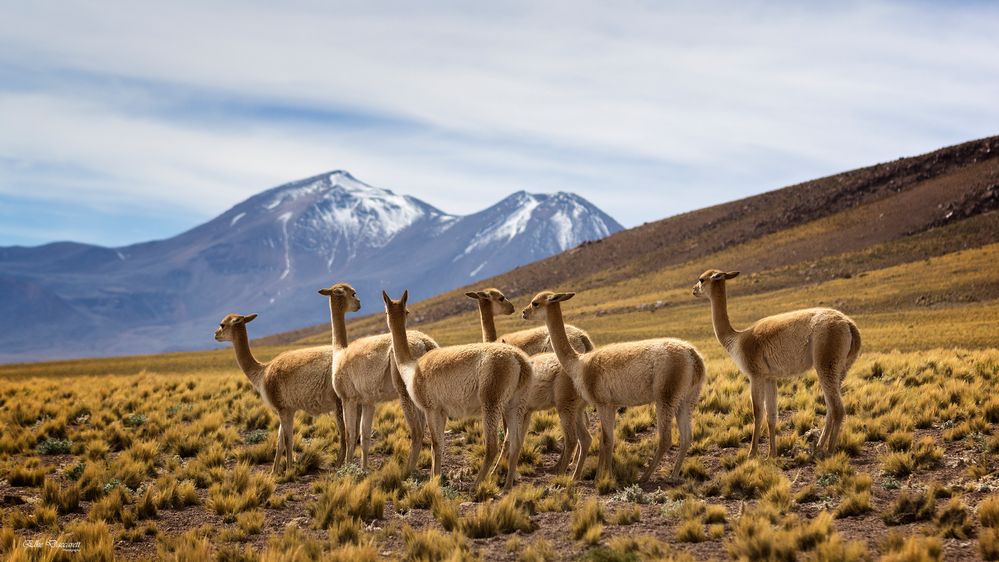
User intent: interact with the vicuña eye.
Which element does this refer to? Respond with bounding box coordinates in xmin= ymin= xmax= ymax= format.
xmin=498 ymin=296 xmax=505 ymax=301
xmin=532 ymin=302 xmax=539 ymax=308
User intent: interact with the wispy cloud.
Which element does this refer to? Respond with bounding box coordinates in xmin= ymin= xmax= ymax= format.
xmin=1 ymin=1 xmax=997 ymax=246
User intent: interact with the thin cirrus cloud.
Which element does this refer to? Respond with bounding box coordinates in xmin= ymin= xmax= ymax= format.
xmin=0 ymin=1 xmax=997 ymax=247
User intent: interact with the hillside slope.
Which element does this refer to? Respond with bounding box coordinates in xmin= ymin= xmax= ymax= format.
xmin=266 ymin=136 xmax=999 ymax=347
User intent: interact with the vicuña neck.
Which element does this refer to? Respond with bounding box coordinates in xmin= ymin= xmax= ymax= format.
xmin=329 ymin=303 xmax=349 ymax=350
xmin=543 ymin=304 xmax=582 ymax=369
xmin=231 ymin=326 xmax=265 ymax=387
xmin=709 ymin=284 xmax=739 ymax=349
xmin=386 ymin=313 xmax=415 ymax=368
xmin=477 ymin=301 xmax=497 ymax=343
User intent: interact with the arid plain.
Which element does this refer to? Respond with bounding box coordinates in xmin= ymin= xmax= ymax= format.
xmin=2 ymin=137 xmax=998 ymax=560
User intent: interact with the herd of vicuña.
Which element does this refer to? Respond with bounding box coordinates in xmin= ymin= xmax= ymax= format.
xmin=215 ymin=269 xmax=861 ymax=490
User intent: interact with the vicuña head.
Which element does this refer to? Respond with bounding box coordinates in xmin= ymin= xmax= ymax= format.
xmin=382 ymin=289 xmax=411 ymax=319
xmin=691 ymin=269 xmax=739 ymax=298
xmin=214 ymin=313 xmax=257 ymax=342
xmin=521 ymin=291 xmax=575 ymax=321
xmin=318 ymin=282 xmax=361 ymax=312
xmin=465 ymin=288 xmax=515 ymax=316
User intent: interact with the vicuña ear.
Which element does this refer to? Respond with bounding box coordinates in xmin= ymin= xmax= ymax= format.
xmin=710 ymin=271 xmax=727 ymax=281
xmin=382 ymin=291 xmax=393 ymax=306
xmin=550 ymin=292 xmax=575 ymax=302
xmin=318 ymin=288 xmax=333 ymax=296
xmin=332 ymin=287 xmax=346 ymax=296
xmin=464 ymin=292 xmax=480 ymax=300
xmin=725 ymin=271 xmax=740 ymax=279
xmin=242 ymin=313 xmax=258 ymax=324
xmin=401 ymin=290 xmax=409 ymax=305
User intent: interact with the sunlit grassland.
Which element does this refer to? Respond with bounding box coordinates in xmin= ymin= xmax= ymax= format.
xmin=2 ymin=219 xmax=998 ymax=558
xmin=2 ymin=341 xmax=998 ymax=560
xmin=381 ymin=241 xmax=999 ymax=354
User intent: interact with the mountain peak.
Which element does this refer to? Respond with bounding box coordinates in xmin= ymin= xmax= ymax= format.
xmin=0 ymin=170 xmax=623 ymax=361
xmin=325 ymin=170 xmax=389 ymax=196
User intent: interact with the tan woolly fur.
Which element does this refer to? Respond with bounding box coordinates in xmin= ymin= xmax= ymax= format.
xmin=693 ymin=269 xmax=862 ymax=457
xmin=383 ymin=290 xmax=533 ymax=490
xmin=214 ymin=313 xmax=344 ymax=474
xmin=466 ymin=287 xmax=593 ymax=479
xmin=319 ymin=283 xmax=438 ymax=472
xmin=523 ymin=291 xmax=705 ymax=483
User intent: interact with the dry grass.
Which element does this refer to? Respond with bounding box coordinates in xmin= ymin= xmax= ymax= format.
xmin=0 ymin=258 xmax=996 ymax=560
xmin=571 ymin=498 xmax=605 ymax=545
xmin=983 ymin=528 xmax=999 ymax=562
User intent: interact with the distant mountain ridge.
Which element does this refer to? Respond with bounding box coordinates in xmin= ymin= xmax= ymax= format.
xmin=0 ymin=172 xmax=622 ymax=361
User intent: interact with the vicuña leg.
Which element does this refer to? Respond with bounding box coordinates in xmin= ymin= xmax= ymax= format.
xmin=749 ymin=379 xmax=765 ymax=456
xmin=476 ymin=407 xmax=502 ymax=487
xmin=554 ymin=406 xmax=577 ymax=474
xmin=281 ymin=412 xmax=295 ymax=471
xmin=399 ymin=396 xmax=425 ymax=474
xmin=272 ymin=423 xmax=286 ymax=474
xmin=764 ymin=379 xmax=778 ymax=458
xmin=572 ymin=405 xmax=592 ymax=481
xmin=503 ymin=402 xmax=527 ymax=490
xmin=359 ymin=404 xmax=374 ymax=469
xmin=426 ymin=410 xmax=446 ymax=478
xmin=640 ymin=396 xmax=677 ymax=483
xmin=595 ymin=404 xmax=617 ymax=480
xmin=672 ymin=399 xmax=693 ymax=478
xmin=818 ymin=374 xmax=845 ymax=456
xmin=332 ymin=400 xmax=347 ymax=467
xmin=342 ymin=401 xmax=360 ymax=465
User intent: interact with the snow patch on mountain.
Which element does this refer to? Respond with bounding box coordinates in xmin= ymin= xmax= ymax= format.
xmin=464 ymin=193 xmax=541 ymax=255
xmin=550 ymin=210 xmax=573 ymax=250
xmin=277 ymin=212 xmax=293 ymax=280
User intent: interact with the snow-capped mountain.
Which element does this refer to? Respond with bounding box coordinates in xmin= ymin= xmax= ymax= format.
xmin=0 ymin=172 xmax=622 ymax=361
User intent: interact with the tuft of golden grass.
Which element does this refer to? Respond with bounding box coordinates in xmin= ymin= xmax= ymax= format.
xmin=721 ymin=458 xmax=784 ymax=499
xmin=611 ymin=504 xmax=642 ymax=526
xmin=310 ymin=475 xmax=385 ymax=529
xmin=460 ymin=492 xmax=536 ymax=539
xmin=206 ymin=463 xmax=275 ymax=523
xmin=980 ymin=528 xmax=999 ymax=562
xmin=571 ymin=498 xmax=605 ymax=545
xmin=834 ymin=474 xmax=873 ymax=519
xmin=40 ymin=477 xmax=81 ymax=514
xmin=881 ymin=534 xmax=943 ymax=562
xmin=883 ymin=488 xmax=936 ymax=526
xmin=935 ymin=497 xmax=973 ymax=540
xmin=674 ymin=519 xmax=706 ymax=543
xmin=154 ymin=475 xmax=200 ymax=509
xmin=402 ymin=525 xmax=470 ymax=561
xmin=519 ymin=537 xmax=556 ymax=562
xmin=726 ymin=510 xmax=867 ymax=561
xmin=981 ymin=495 xmax=999 ymax=528
xmin=6 ymin=458 xmax=49 ymax=487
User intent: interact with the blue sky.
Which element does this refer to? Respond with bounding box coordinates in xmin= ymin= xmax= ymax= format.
xmin=1 ymin=1 xmax=997 ymax=247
